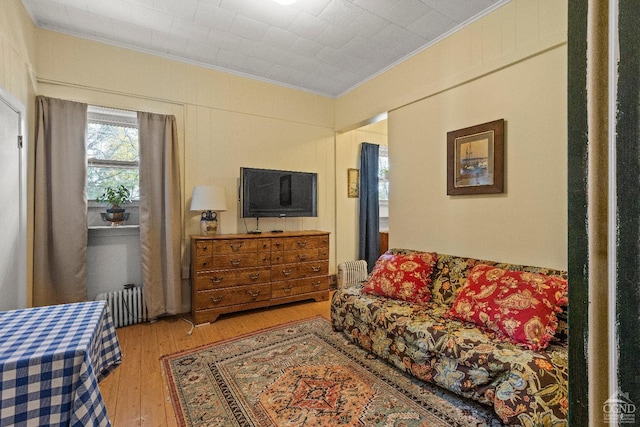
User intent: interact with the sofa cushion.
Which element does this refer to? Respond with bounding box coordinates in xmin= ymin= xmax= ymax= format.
xmin=430 ymin=254 xmax=483 ymax=306
xmin=447 ymin=264 xmax=568 ymax=350
xmin=430 ymin=253 xmax=569 ymax=308
xmin=363 ymin=251 xmax=437 ymax=304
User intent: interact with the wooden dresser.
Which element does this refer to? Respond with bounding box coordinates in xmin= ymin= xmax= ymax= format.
xmin=190 ymin=230 xmax=330 ymax=324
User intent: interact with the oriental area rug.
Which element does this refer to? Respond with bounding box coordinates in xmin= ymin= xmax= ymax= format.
xmin=161 ymin=316 xmax=504 ymax=427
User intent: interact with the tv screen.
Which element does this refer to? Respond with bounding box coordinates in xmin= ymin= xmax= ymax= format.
xmin=240 ymin=167 xmax=318 ymax=218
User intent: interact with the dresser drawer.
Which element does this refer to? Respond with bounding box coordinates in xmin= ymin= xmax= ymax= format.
xmin=195 ymin=241 xmax=215 ymax=257
xmin=195 ymin=283 xmax=271 ymax=309
xmin=283 ymin=248 xmax=324 ymax=263
xmin=194 ymin=267 xmax=270 ymax=291
xmin=256 ymin=239 xmax=271 ymax=252
xmin=282 ymin=236 xmax=328 ymax=251
xmin=271 ymin=261 xmax=328 ymax=281
xmin=318 ymin=246 xmax=329 ymax=259
xmin=213 ymin=239 xmax=258 ymax=254
xmin=297 ymin=261 xmax=328 ymax=278
xmin=271 ymin=264 xmax=298 ymax=281
xmin=271 ymin=276 xmax=329 ymax=299
xmin=194 ymin=256 xmax=214 ymax=271
xmin=211 ymin=253 xmax=270 ymax=269
xmin=271 ymin=240 xmax=285 ymax=251
xmin=271 ymin=250 xmax=284 ymax=265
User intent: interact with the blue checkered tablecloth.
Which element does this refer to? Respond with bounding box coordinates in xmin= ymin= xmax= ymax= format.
xmin=0 ymin=301 xmax=122 ymax=426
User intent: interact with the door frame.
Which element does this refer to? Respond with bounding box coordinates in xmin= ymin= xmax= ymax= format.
xmin=0 ymin=85 xmax=27 ymax=308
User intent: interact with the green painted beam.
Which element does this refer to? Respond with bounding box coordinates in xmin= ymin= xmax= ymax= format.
xmin=567 ymin=1 xmax=589 ymax=425
xmin=616 ymin=0 xmax=640 ymax=407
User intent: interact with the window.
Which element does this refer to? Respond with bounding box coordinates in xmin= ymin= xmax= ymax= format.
xmin=86 ymin=106 xmax=139 ymax=200
xmin=378 ymin=145 xmax=389 ymax=201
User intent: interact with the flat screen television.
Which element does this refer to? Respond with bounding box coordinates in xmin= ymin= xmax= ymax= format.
xmin=240 ymin=167 xmax=318 ymax=218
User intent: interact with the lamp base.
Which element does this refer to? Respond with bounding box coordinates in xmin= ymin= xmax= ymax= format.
xmin=200 ymin=219 xmax=218 ymax=235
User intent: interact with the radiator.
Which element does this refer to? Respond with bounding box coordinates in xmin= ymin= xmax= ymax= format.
xmin=337 ymin=260 xmax=368 ymax=288
xmin=96 ymin=286 xmax=148 ymax=328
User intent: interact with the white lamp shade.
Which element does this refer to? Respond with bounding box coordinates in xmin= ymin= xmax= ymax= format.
xmin=190 ymin=185 xmax=228 ymax=212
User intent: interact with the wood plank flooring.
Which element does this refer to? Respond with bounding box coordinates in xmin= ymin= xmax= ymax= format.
xmin=100 ymin=296 xmax=332 ymax=426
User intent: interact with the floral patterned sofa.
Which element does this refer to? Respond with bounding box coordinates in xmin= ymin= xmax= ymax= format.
xmin=331 ymin=249 xmax=568 ymax=427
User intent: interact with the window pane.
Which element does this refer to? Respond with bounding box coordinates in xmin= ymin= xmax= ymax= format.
xmin=86 ymin=106 xmax=140 ymax=202
xmin=87 ymin=123 xmax=139 ymax=162
xmin=88 ymin=166 xmax=139 ymax=201
xmin=379 ymin=181 xmax=389 ymax=201
xmin=378 ymin=146 xmax=389 ymax=201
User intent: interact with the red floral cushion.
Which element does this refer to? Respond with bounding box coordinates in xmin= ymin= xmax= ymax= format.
xmin=447 ymin=264 xmax=568 ymax=350
xmin=363 ymin=251 xmax=437 ymax=304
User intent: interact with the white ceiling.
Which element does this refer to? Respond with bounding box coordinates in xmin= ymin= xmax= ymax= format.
xmin=21 ymin=0 xmax=506 ymax=97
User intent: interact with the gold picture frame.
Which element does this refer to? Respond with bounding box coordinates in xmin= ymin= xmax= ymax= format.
xmin=347 ymin=168 xmax=359 ymax=198
xmin=447 ymin=119 xmax=505 ymax=195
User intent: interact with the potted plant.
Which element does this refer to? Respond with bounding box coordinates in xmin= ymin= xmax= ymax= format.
xmin=97 ymin=184 xmax=132 ymax=224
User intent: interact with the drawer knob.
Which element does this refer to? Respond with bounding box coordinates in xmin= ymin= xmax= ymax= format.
xmin=311 ymin=266 xmax=321 ymax=272
xmin=297 ymin=240 xmax=307 ymax=247
xmin=312 ymin=281 xmax=321 ymax=288
xmin=248 ymin=272 xmax=260 ymax=280
xmin=282 ymin=285 xmax=293 ymax=293
xmin=210 ymin=295 xmax=223 ymax=303
xmin=202 ymin=245 xmax=208 ymax=250
xmin=230 ymin=243 xmax=243 ymax=252
xmin=230 ymin=259 xmax=242 ymax=267
xmin=282 ymin=269 xmax=293 ymax=276
xmin=297 ymin=254 xmax=307 ymax=261
xmin=210 ymin=276 xmax=223 ymax=283
xmin=247 ymin=289 xmax=261 ymax=298
xmin=201 ymin=261 xmax=209 ymax=268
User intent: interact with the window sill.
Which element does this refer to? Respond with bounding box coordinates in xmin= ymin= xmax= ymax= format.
xmin=88 ymin=224 xmax=139 ymax=230
xmin=88 ymin=224 xmax=140 ymax=237
xmin=87 ymin=201 xmax=140 ymax=209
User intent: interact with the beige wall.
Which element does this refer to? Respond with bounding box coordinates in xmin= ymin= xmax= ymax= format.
xmin=0 ymin=0 xmax=37 ymax=103
xmin=335 ymin=121 xmax=387 ymax=266
xmin=390 ymin=46 xmax=567 ymax=269
xmin=35 ymin=30 xmax=336 ymax=310
xmin=0 ymin=0 xmax=38 ymax=305
xmin=335 ymin=0 xmax=568 ymax=270
xmin=35 ymin=31 xmax=336 ymax=235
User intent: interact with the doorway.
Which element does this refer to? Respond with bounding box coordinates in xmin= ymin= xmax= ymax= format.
xmin=335 ymin=118 xmax=388 ymax=266
xmin=0 ymin=86 xmax=27 ymax=310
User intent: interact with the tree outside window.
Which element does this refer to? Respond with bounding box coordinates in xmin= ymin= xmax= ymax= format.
xmin=87 ymin=106 xmax=139 ymax=201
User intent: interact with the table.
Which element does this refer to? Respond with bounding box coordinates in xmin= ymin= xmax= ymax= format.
xmin=0 ymin=301 xmax=122 ymax=426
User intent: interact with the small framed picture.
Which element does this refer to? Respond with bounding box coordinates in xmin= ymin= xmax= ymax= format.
xmin=347 ymin=168 xmax=359 ymax=198
xmin=447 ymin=119 xmax=505 ymax=195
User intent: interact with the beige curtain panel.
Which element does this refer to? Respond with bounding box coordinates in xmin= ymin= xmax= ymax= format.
xmin=138 ymin=112 xmax=182 ymax=318
xmin=33 ymin=96 xmax=88 ymax=306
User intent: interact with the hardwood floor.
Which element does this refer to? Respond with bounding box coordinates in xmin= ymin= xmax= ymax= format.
xmin=100 ymin=296 xmax=332 ymax=426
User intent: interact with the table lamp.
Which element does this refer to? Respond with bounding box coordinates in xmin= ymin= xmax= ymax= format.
xmin=190 ymin=185 xmax=228 ymax=235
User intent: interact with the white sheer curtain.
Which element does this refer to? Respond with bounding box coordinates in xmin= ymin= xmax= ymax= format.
xmin=138 ymin=112 xmax=182 ymax=318
xmin=33 ymin=96 xmax=88 ymax=306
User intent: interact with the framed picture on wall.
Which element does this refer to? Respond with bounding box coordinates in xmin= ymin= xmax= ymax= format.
xmin=447 ymin=119 xmax=505 ymax=195
xmin=347 ymin=168 xmax=359 ymax=198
